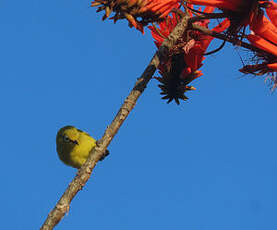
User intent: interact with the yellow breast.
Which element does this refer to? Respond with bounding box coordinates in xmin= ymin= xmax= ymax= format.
xmin=69 ymin=133 xmax=96 ymax=168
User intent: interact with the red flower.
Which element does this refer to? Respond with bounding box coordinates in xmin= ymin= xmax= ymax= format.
xmin=185 ymin=0 xmax=270 ymax=40
xmin=91 ymin=0 xmax=180 ymax=33
xmin=240 ymin=33 xmax=277 ymax=74
xmin=265 ymin=0 xmax=277 ymax=26
xmin=188 ymin=1 xmax=277 ymax=87
xmin=149 ymin=7 xmax=229 ymax=104
xmin=247 ymin=34 xmax=277 ymax=57
xmin=240 ymin=1 xmax=277 ymax=77
xmin=250 ymin=9 xmax=277 ymax=45
xmin=239 ymin=1 xmax=277 ymax=90
xmin=185 ymin=0 xmax=246 ymax=11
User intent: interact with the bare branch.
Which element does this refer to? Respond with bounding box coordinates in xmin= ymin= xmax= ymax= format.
xmin=40 ymin=13 xmax=190 ymax=230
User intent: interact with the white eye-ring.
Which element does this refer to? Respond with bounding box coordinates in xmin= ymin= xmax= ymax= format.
xmin=63 ymin=135 xmax=70 ymax=142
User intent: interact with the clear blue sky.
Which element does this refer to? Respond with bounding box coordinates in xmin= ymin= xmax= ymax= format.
xmin=1 ymin=1 xmax=277 ymax=229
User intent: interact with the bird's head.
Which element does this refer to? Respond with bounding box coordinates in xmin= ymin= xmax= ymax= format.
xmin=56 ymin=126 xmax=80 ymax=146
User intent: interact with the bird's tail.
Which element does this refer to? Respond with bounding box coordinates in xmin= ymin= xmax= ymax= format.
xmin=99 ymin=149 xmax=110 ymax=161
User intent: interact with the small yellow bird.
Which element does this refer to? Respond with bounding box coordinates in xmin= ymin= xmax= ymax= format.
xmin=56 ymin=126 xmax=109 ymax=168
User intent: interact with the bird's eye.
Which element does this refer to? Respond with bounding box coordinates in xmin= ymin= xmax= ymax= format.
xmin=63 ymin=135 xmax=70 ymax=142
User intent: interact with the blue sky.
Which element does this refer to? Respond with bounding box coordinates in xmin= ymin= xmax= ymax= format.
xmin=1 ymin=1 xmax=277 ymax=229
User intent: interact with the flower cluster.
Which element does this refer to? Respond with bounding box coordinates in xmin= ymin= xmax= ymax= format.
xmin=91 ymin=0 xmax=180 ymax=33
xmin=153 ymin=0 xmax=277 ymax=103
xmin=239 ymin=1 xmax=277 ymax=88
xmin=149 ymin=8 xmax=230 ymax=104
xmin=92 ymin=0 xmax=277 ymax=103
xmin=187 ymin=0 xmax=277 ymax=91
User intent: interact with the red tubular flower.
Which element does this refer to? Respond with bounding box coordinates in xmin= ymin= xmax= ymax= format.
xmin=186 ymin=0 xmax=272 ymax=40
xmin=239 ymin=5 xmax=277 ymax=87
xmin=250 ymin=10 xmax=277 ymax=45
xmin=188 ymin=0 xmax=277 ymax=86
xmin=266 ymin=0 xmax=277 ymax=26
xmin=91 ymin=0 xmax=180 ymax=33
xmin=141 ymin=0 xmax=180 ymax=18
xmin=149 ymin=7 xmax=230 ymax=104
xmin=228 ymin=1 xmax=277 ymax=84
xmin=267 ymin=63 xmax=277 ymax=70
xmin=150 ymin=13 xmax=179 ymax=47
xmin=242 ymin=33 xmax=277 ymax=74
xmin=186 ymin=0 xmax=243 ymax=11
xmin=247 ymin=34 xmax=277 ymax=56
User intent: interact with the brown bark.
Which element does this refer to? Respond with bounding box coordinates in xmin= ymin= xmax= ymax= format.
xmin=40 ymin=14 xmax=190 ymax=230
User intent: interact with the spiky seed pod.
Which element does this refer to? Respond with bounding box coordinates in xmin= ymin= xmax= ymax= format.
xmin=156 ymin=53 xmax=198 ymax=105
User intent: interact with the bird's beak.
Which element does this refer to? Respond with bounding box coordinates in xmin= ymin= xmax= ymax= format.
xmin=72 ymin=140 xmax=79 ymax=145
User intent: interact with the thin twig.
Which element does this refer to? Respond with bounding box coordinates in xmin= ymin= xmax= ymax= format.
xmin=187 ymin=6 xmax=225 ymax=17
xmin=189 ymin=13 xmax=227 ymax=22
xmin=204 ymin=40 xmax=226 ymax=56
xmin=40 ymin=13 xmax=190 ymax=230
xmin=191 ymin=23 xmax=272 ymax=56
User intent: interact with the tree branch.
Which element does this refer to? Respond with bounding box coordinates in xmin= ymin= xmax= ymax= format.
xmin=40 ymin=13 xmax=190 ymax=230
xmin=191 ymin=23 xmax=272 ymax=56
xmin=41 ymin=10 xmax=273 ymax=230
